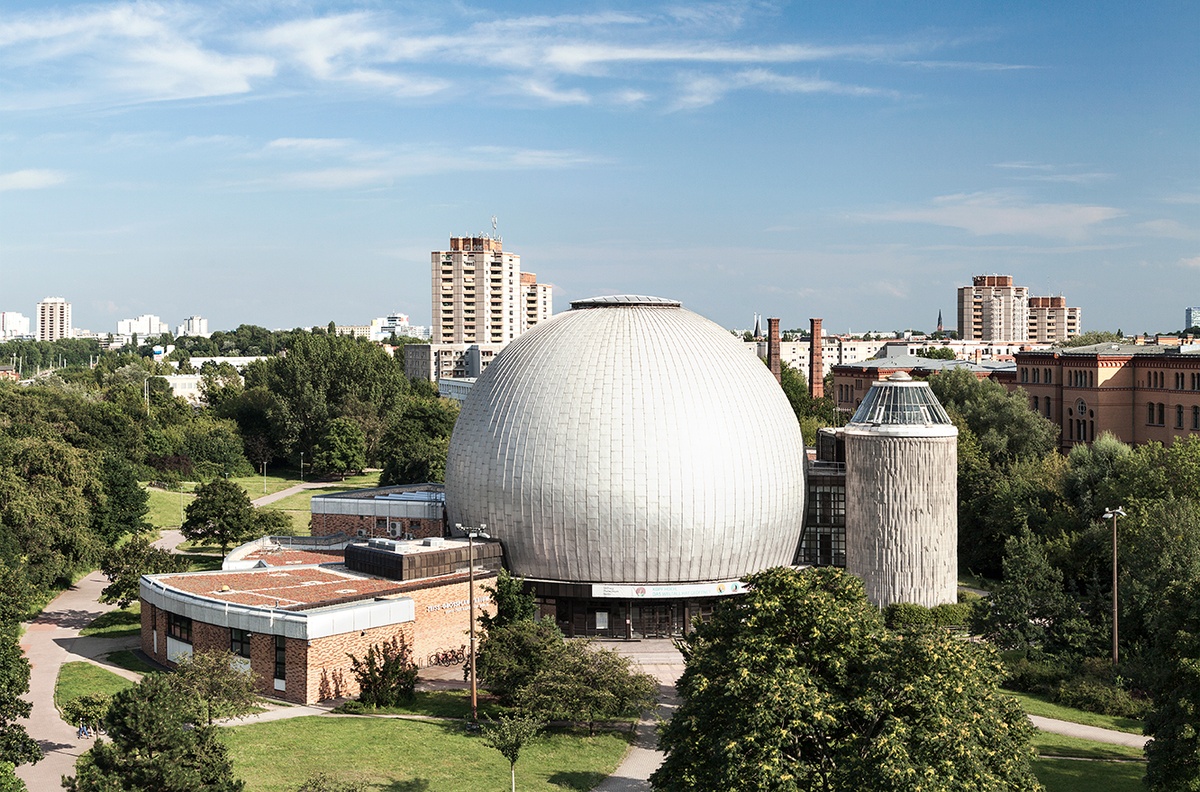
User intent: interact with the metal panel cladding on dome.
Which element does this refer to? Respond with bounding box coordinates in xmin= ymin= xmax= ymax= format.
xmin=443 ymin=295 xmax=807 ymax=587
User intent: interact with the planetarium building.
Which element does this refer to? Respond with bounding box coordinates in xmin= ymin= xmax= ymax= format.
xmin=445 ymin=296 xmax=807 ymax=637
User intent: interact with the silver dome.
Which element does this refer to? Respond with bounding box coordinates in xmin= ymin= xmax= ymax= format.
xmin=444 ymin=295 xmax=806 ymax=585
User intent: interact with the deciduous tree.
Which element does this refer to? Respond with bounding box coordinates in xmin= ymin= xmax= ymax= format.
xmin=312 ymin=418 xmax=366 ymax=480
xmin=99 ymin=536 xmax=190 ymax=609
xmin=171 ymin=650 xmax=260 ymax=726
xmin=479 ymin=570 xmax=536 ymax=632
xmin=482 ymin=714 xmax=542 ymax=792
xmin=181 ymin=478 xmax=256 ymax=557
xmin=652 ymin=567 xmax=1040 ymax=792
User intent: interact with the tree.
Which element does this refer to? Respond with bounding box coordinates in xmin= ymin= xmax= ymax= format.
xmin=482 ymin=714 xmax=542 ymax=792
xmin=312 ymin=418 xmax=366 ymax=480
xmin=181 ymin=478 xmax=257 ymax=557
xmin=1060 ymin=330 xmax=1123 ymax=348
xmin=652 ymin=567 xmax=1040 ymax=792
xmin=479 ymin=570 xmax=536 ymax=632
xmin=171 ymin=650 xmax=260 ymax=726
xmin=514 ymin=640 xmax=657 ymax=734
xmin=0 ymin=630 xmax=40 ymax=773
xmin=475 ymin=619 xmax=565 ymax=706
xmin=1144 ymin=578 xmax=1200 ymax=791
xmin=100 ymin=536 xmax=190 ymax=608
xmin=970 ymin=528 xmax=1075 ymax=650
xmin=63 ymin=673 xmax=243 ymax=792
xmin=91 ymin=453 xmax=150 ymax=546
xmin=347 ymin=636 xmax=418 ymax=708
xmin=916 ymin=346 xmax=956 ymax=360
xmin=379 ymin=399 xmax=459 ymax=485
xmin=61 ymin=694 xmax=111 ymax=736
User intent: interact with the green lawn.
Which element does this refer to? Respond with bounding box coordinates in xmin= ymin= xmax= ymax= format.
xmin=105 ymin=650 xmax=158 ymax=675
xmin=79 ymin=604 xmax=141 ymax=638
xmin=144 ymin=485 xmax=194 ymax=530
xmin=337 ymin=690 xmax=509 ymax=720
xmin=54 ymin=662 xmax=135 ymax=712
xmin=1003 ymin=689 xmax=1144 ymax=734
xmin=1033 ymin=757 xmax=1144 ymax=791
xmin=1033 ymin=731 xmax=1145 ymax=761
xmin=224 ymin=715 xmax=631 ymax=792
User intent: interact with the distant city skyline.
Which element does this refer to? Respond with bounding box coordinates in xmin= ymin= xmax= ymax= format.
xmin=1 ymin=1 xmax=1196 ymax=335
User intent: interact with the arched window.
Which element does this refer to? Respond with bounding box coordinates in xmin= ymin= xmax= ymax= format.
xmin=1021 ymin=368 xmax=1028 ymax=383
xmin=1177 ymin=404 xmax=1185 ymax=429
xmin=1158 ymin=403 xmax=1165 ymax=425
xmin=1032 ymin=396 xmax=1039 ymax=411
xmin=1032 ymin=368 xmax=1040 ymax=384
xmin=1045 ymin=398 xmax=1052 ymax=418
xmin=1148 ymin=403 xmax=1155 ymax=424
xmin=1193 ymin=405 xmax=1199 ymax=430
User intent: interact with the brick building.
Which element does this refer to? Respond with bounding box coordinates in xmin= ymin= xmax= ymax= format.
xmin=310 ymin=484 xmax=446 ymax=540
xmin=139 ymin=537 xmax=501 ymax=705
xmin=832 ymin=354 xmax=1012 ymax=415
xmin=1010 ymin=339 xmax=1200 ymax=451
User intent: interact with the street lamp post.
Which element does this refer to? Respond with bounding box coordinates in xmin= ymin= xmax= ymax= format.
xmin=1102 ymin=507 xmax=1126 ymax=666
xmin=457 ymin=522 xmax=489 ymax=725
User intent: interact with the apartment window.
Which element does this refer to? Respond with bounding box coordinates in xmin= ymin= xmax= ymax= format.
xmin=1177 ymin=405 xmax=1185 ymax=429
xmin=230 ymin=628 xmax=251 ymax=659
xmin=167 ymin=613 xmax=192 ymax=644
xmin=274 ymin=636 xmax=287 ymax=681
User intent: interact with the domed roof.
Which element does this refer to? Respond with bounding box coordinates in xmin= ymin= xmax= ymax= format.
xmin=845 ymin=372 xmax=957 ymax=438
xmin=444 ymin=296 xmax=806 ymax=585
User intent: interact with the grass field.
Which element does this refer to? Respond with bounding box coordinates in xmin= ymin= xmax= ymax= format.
xmin=54 ymin=662 xmax=135 ymax=712
xmin=144 ymin=485 xmax=194 ymax=530
xmin=224 ymin=716 xmax=630 ymax=792
xmin=336 ymin=690 xmax=510 ymax=720
xmin=1033 ymin=757 xmax=1144 ymax=791
xmin=105 ymin=649 xmax=157 ymax=675
xmin=1033 ymin=731 xmax=1145 ymax=761
xmin=79 ymin=605 xmax=141 ymax=638
xmin=1003 ymin=689 xmax=1144 ymax=734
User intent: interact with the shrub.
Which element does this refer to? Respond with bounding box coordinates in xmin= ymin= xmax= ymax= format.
xmin=347 ymin=636 xmax=418 ymax=708
xmin=931 ymin=602 xmax=973 ymax=627
xmin=1002 ymin=653 xmax=1070 ymax=694
xmin=1053 ymin=679 xmax=1149 ymax=719
xmin=884 ymin=602 xmax=932 ymax=628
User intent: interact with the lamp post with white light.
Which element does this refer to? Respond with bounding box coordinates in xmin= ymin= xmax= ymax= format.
xmin=1102 ymin=507 xmax=1126 ymax=666
xmin=457 ymin=522 xmax=488 ymax=724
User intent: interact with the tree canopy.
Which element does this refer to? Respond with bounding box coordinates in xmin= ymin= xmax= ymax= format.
xmin=652 ymin=567 xmax=1039 ymax=792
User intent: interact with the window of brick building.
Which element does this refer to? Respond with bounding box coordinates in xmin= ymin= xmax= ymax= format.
xmin=1148 ymin=403 xmax=1156 ymax=424
xmin=1177 ymin=405 xmax=1185 ymax=429
xmin=231 ymin=628 xmax=251 ymax=658
xmin=1158 ymin=403 xmax=1165 ymax=425
xmin=168 ymin=613 xmax=192 ymax=644
xmin=1193 ymin=406 xmax=1199 ymax=431
xmin=274 ymin=636 xmax=286 ymax=681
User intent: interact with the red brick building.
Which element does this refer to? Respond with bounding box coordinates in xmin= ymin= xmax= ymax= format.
xmin=1010 ymin=340 xmax=1200 ymax=451
xmin=140 ymin=537 xmax=501 ymax=704
xmin=309 ymin=484 xmax=445 ymax=540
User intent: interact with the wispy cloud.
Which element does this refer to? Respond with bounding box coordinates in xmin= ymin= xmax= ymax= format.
xmin=1181 ymin=256 xmax=1200 ymax=269
xmin=862 ymin=191 xmax=1125 ymax=239
xmin=0 ymin=169 xmax=67 ymax=191
xmin=0 ymin=3 xmax=1023 ymax=112
xmin=675 ymin=68 xmax=888 ymax=109
xmin=992 ymin=161 xmax=1112 ymax=184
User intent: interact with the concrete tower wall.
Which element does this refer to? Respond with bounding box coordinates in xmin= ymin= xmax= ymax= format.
xmin=844 ymin=431 xmax=957 ymax=607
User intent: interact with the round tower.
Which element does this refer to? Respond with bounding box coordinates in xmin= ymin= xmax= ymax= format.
xmin=844 ymin=372 xmax=958 ymax=607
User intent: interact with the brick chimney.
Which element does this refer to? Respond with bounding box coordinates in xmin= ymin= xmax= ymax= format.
xmin=809 ymin=318 xmax=824 ymax=399
xmin=767 ymin=318 xmax=781 ymax=384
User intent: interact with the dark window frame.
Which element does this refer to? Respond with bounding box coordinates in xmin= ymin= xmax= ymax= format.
xmin=167 ymin=613 xmax=192 ymax=644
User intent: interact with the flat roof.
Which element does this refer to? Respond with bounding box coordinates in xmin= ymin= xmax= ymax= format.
xmin=240 ymin=547 xmax=345 ymax=567
xmin=312 ymin=483 xmax=444 ymax=502
xmin=153 ymin=567 xmax=409 ymax=609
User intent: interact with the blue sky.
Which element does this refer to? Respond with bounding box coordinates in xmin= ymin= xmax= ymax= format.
xmin=1 ymin=1 xmax=1197 ymax=335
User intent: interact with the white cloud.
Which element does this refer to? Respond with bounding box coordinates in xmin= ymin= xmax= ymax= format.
xmin=863 ymin=191 xmax=1125 ymax=240
xmin=674 ymin=68 xmax=886 ymax=109
xmin=516 ymin=79 xmax=591 ymax=105
xmin=1181 ymin=256 xmax=1200 ymax=269
xmin=0 ymin=169 xmax=67 ymax=191
xmin=266 ymin=138 xmax=353 ymax=153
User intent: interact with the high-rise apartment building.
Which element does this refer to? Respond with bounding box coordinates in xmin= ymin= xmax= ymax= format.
xmin=1028 ymin=296 xmax=1082 ymax=343
xmin=36 ymin=297 xmax=71 ymax=341
xmin=958 ymin=275 xmax=1081 ymax=343
xmin=117 ymin=314 xmax=169 ymax=337
xmin=521 ymin=272 xmax=553 ymax=331
xmin=431 ymin=236 xmax=522 ymax=344
xmin=957 ymin=276 xmax=1029 ymax=343
xmin=0 ymin=312 xmax=30 ymax=339
xmin=176 ymin=315 xmax=210 ymax=338
xmin=1186 ymin=307 xmax=1200 ymax=331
